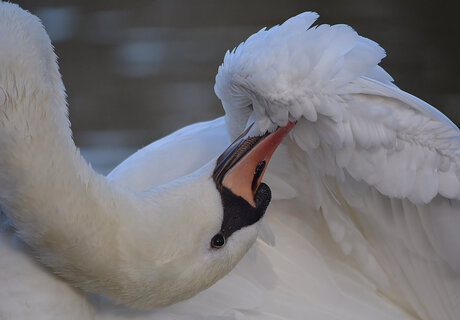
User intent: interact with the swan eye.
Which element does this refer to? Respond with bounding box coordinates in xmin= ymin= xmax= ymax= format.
xmin=211 ymin=233 xmax=226 ymax=249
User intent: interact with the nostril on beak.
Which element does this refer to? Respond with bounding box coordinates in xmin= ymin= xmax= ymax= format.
xmin=251 ymin=160 xmax=266 ymax=192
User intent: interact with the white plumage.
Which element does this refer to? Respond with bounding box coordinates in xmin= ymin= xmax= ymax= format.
xmin=1 ymin=3 xmax=459 ymax=320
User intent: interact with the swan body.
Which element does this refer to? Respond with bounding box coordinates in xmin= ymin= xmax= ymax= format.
xmin=1 ymin=2 xmax=460 ymax=320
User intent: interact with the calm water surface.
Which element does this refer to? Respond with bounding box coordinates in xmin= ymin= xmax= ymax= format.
xmin=13 ymin=0 xmax=460 ymax=174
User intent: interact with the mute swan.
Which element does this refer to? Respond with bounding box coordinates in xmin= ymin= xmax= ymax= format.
xmin=1 ymin=2 xmax=459 ymax=320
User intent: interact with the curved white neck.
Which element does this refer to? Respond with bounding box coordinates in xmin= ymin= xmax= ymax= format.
xmin=0 ymin=4 xmax=232 ymax=309
xmin=0 ymin=14 xmax=130 ymax=293
xmin=0 ymin=4 xmax=158 ymax=306
xmin=0 ymin=44 xmax=220 ymax=305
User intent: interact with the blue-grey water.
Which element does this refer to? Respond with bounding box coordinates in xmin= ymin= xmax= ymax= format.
xmin=13 ymin=0 xmax=460 ymax=174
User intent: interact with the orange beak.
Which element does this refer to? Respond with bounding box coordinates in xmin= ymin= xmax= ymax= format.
xmin=213 ymin=122 xmax=294 ymax=207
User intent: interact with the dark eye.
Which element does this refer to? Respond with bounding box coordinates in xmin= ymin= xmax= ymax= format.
xmin=211 ymin=233 xmax=226 ymax=249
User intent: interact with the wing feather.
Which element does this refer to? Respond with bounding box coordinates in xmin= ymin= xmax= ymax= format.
xmin=215 ymin=12 xmax=460 ymax=319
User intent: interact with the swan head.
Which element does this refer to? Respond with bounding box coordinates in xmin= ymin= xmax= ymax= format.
xmin=125 ymin=123 xmax=293 ymax=308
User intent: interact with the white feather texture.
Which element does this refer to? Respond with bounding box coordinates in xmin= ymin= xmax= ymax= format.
xmin=216 ymin=11 xmax=460 ymax=320
xmin=216 ymin=12 xmax=460 ymax=204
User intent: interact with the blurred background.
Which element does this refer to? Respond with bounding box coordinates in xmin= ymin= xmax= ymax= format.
xmin=12 ymin=0 xmax=460 ymax=174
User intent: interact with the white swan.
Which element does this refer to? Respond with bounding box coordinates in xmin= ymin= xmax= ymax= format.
xmin=1 ymin=2 xmax=460 ymax=320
